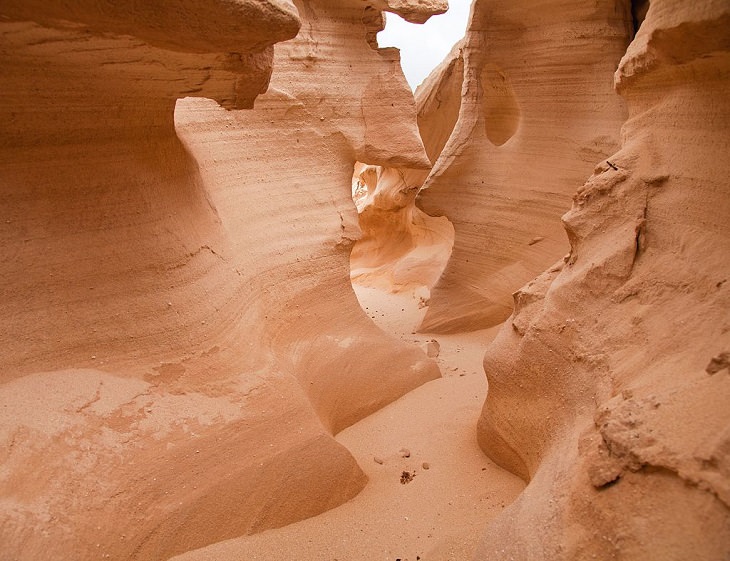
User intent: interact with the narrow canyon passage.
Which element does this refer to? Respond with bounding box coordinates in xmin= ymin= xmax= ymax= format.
xmin=172 ymin=286 xmax=524 ymax=561
xmin=3 ymin=1 xmax=728 ymax=559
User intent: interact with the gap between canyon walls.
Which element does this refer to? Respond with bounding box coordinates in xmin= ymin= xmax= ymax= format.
xmin=349 ymin=32 xmax=467 ymax=315
xmin=351 ymin=0 xmax=650 ymax=332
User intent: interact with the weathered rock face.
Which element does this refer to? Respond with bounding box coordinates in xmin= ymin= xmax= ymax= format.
xmin=476 ymin=1 xmax=730 ymax=558
xmin=0 ymin=1 xmax=441 ymax=559
xmin=0 ymin=1 xmax=300 ymax=380
xmin=366 ymin=0 xmax=448 ymax=23
xmin=417 ymin=0 xmax=632 ymax=333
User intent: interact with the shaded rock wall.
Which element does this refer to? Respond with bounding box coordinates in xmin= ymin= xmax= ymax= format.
xmin=0 ymin=1 xmax=441 ymax=559
xmin=417 ymin=0 xmax=632 ymax=332
xmin=476 ymin=0 xmax=730 ymax=558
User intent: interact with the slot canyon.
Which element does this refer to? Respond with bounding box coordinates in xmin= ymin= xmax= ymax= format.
xmin=1 ymin=0 xmax=728 ymax=560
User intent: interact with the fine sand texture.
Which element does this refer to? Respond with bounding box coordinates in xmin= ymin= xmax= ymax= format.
xmin=173 ymin=286 xmax=525 ymax=561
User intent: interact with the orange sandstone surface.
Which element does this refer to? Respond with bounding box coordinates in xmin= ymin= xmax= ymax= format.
xmin=1 ymin=1 xmax=438 ymax=559
xmin=1 ymin=0 xmax=729 ymax=560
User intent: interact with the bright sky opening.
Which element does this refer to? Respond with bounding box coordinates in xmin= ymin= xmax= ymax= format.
xmin=377 ymin=0 xmax=472 ymax=91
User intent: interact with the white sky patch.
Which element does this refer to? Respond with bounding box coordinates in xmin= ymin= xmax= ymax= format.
xmin=377 ymin=0 xmax=472 ymax=91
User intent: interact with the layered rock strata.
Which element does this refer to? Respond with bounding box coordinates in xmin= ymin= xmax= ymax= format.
xmin=476 ymin=0 xmax=730 ymax=558
xmin=417 ymin=0 xmax=632 ymax=332
xmin=0 ymin=1 xmax=441 ymax=559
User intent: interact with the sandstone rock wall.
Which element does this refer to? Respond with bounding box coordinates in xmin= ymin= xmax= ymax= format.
xmin=0 ymin=1 xmax=441 ymax=559
xmin=475 ymin=0 xmax=730 ymax=558
xmin=417 ymin=0 xmax=632 ymax=332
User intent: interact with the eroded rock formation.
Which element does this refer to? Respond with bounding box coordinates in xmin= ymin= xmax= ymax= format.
xmin=416 ymin=0 xmax=632 ymax=332
xmin=0 ymin=1 xmax=442 ymax=559
xmin=476 ymin=0 xmax=730 ymax=558
xmin=2 ymin=0 xmax=728 ymax=558
xmin=349 ymin=43 xmax=464 ymax=294
xmin=366 ymin=0 xmax=448 ymax=24
xmin=350 ymin=163 xmax=454 ymax=293
xmin=176 ymin=0 xmax=442 ymax=435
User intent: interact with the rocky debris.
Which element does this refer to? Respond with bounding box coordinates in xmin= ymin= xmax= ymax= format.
xmin=400 ymin=471 xmax=416 ymax=484
xmin=706 ymin=352 xmax=730 ymax=375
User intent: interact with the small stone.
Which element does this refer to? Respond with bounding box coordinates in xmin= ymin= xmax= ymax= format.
xmin=400 ymin=471 xmax=415 ymax=484
xmin=399 ymin=448 xmax=411 ymax=458
xmin=373 ymin=456 xmax=384 ymax=465
xmin=528 ymin=236 xmax=544 ymax=246
xmin=706 ymin=352 xmax=730 ymax=374
xmin=421 ymin=339 xmax=440 ymax=358
xmin=422 ymin=462 xmax=430 ymax=470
